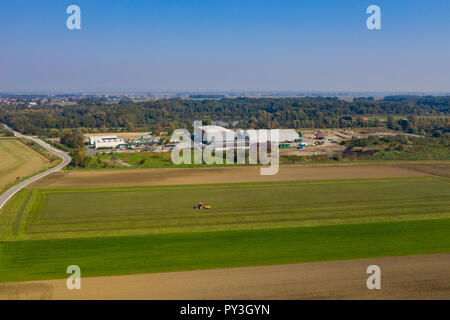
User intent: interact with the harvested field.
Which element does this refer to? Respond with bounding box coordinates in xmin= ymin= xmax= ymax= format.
xmin=1 ymin=253 xmax=448 ymax=300
xmin=30 ymin=162 xmax=450 ymax=189
xmin=0 ymin=139 xmax=50 ymax=191
xmin=389 ymin=162 xmax=450 ymax=178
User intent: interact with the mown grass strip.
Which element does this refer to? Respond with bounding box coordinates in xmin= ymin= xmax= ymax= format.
xmin=12 ymin=192 xmax=32 ymax=236
xmin=1 ymin=219 xmax=449 ymax=283
xmin=1 ymin=176 xmax=448 ymax=240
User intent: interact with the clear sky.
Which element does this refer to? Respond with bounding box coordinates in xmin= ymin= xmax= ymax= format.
xmin=1 ymin=0 xmax=449 ymax=93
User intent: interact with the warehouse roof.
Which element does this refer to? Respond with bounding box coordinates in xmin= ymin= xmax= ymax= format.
xmin=199 ymin=125 xmax=234 ymax=134
xmin=199 ymin=125 xmax=235 ymax=142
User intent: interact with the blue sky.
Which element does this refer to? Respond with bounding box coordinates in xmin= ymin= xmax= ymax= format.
xmin=0 ymin=0 xmax=449 ymax=92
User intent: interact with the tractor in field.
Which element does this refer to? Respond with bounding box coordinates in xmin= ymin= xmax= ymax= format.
xmin=193 ymin=202 xmax=211 ymax=210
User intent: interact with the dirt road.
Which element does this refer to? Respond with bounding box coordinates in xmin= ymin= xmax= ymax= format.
xmin=1 ymin=253 xmax=448 ymax=300
xmin=30 ymin=162 xmax=449 ymax=188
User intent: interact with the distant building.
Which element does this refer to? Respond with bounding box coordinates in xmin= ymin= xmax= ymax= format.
xmin=89 ymin=136 xmax=125 ymax=149
xmin=171 ymin=125 xmax=300 ymax=150
xmin=278 ymin=129 xmax=301 ymax=142
xmin=197 ymin=125 xmax=235 ymax=144
xmin=241 ymin=129 xmax=299 ymax=143
xmin=136 ymin=134 xmax=153 ymax=141
xmin=89 ymin=135 xmax=118 ymax=145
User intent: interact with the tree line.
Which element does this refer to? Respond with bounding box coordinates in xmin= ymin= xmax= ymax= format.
xmin=0 ymin=96 xmax=449 ymax=137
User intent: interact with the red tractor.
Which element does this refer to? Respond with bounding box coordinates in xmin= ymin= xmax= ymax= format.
xmin=193 ymin=202 xmax=211 ymax=210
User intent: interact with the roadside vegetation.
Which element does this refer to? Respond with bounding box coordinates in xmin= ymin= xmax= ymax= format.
xmin=18 ymin=139 xmax=60 ymax=163
xmin=49 ymin=131 xmax=111 ymax=169
xmin=343 ymin=136 xmax=450 ymax=161
xmin=0 ymin=127 xmax=14 ymax=137
xmin=0 ymin=139 xmax=57 ymax=194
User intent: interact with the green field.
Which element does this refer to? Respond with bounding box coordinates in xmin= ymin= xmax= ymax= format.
xmin=80 ymin=151 xmax=250 ymax=170
xmin=0 ymin=177 xmax=449 ymax=241
xmin=1 ymin=219 xmax=449 ymax=282
xmin=1 ymin=176 xmax=449 ymax=283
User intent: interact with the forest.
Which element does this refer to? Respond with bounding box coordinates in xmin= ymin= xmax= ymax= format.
xmin=0 ymin=96 xmax=449 ymax=138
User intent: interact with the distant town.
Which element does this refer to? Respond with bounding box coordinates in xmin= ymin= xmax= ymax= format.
xmin=2 ymin=91 xmax=449 ymax=107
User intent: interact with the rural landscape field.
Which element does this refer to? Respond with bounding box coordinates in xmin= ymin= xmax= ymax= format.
xmin=2 ymin=175 xmax=450 ymax=241
xmin=1 ymin=0 xmax=449 ymax=306
xmin=0 ymin=159 xmax=449 ymax=298
xmin=0 ymin=138 xmax=53 ymax=193
xmin=1 ymin=98 xmax=449 ymax=300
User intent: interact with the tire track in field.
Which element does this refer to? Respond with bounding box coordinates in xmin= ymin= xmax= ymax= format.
xmin=12 ymin=191 xmax=32 ymax=236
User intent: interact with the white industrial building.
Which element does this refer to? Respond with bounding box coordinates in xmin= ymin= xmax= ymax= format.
xmin=89 ymin=135 xmax=117 ymax=145
xmin=238 ymin=129 xmax=299 ymax=143
xmin=89 ymin=135 xmax=125 ymax=149
xmin=277 ymin=129 xmax=300 ymax=142
xmin=171 ymin=125 xmax=300 ymax=150
xmin=197 ymin=125 xmax=236 ymax=144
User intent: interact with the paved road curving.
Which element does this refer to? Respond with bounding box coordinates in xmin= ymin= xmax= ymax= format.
xmin=0 ymin=125 xmax=71 ymax=210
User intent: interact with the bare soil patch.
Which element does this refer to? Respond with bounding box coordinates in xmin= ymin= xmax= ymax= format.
xmin=281 ymin=143 xmax=345 ymax=157
xmin=389 ymin=162 xmax=450 ymax=178
xmin=30 ymin=162 xmax=449 ymax=189
xmin=1 ymin=253 xmax=448 ymax=300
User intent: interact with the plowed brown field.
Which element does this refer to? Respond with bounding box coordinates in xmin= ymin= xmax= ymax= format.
xmin=1 ymin=253 xmax=448 ymax=300
xmin=30 ymin=162 xmax=449 ymax=189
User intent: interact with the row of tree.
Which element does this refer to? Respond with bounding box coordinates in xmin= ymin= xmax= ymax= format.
xmin=387 ymin=115 xmax=449 ymax=137
xmin=0 ymin=97 xmax=448 ymax=137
